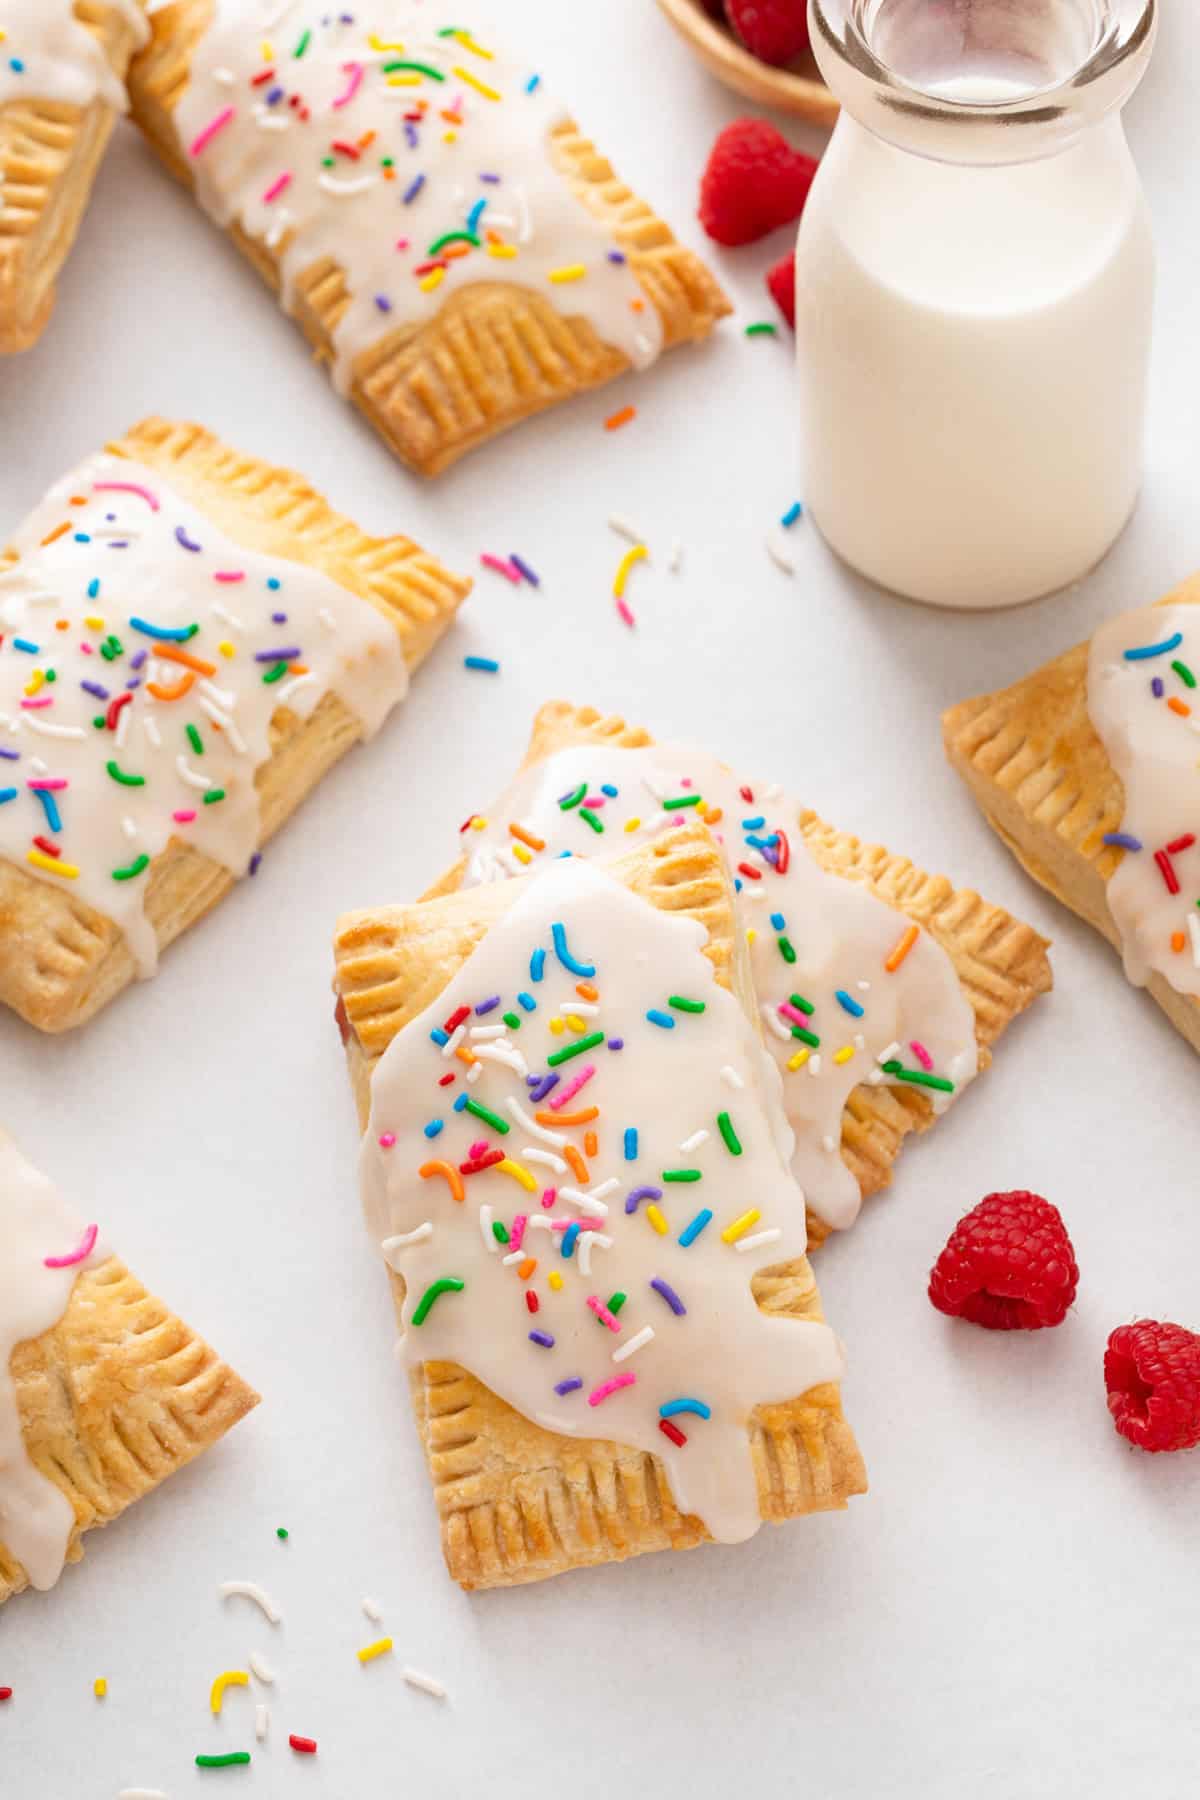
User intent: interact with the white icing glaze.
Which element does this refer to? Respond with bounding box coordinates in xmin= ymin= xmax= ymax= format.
xmin=0 ymin=0 xmax=147 ymax=112
xmin=171 ymin=3 xmax=661 ymax=393
xmin=0 ymin=453 xmax=408 ymax=976
xmin=461 ymin=744 xmax=979 ymax=1230
xmin=0 ymin=1132 xmax=108 ymax=1591
xmin=1087 ymin=603 xmax=1200 ymax=997
xmin=362 ymin=860 xmax=845 ymax=1545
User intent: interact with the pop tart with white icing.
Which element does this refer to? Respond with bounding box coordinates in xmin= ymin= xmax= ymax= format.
xmin=0 ymin=415 xmax=469 ymax=1031
xmin=126 ymin=4 xmax=730 ymax=475
xmin=0 ymin=1128 xmax=257 ymax=1606
xmin=0 ymin=0 xmax=149 ymax=351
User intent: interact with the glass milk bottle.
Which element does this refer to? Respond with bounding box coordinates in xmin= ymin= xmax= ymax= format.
xmin=795 ymin=0 xmax=1157 ymax=609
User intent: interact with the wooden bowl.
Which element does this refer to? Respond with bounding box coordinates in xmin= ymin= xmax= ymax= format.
xmin=657 ymin=0 xmax=839 ymax=128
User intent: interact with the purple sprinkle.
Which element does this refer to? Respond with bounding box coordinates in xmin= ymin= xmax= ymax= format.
xmin=266 ymin=84 xmax=284 ymax=104
xmin=125 ymin=677 xmax=141 ymax=691
xmin=625 ymin=1185 xmax=663 ymax=1216
xmin=651 ymin=1277 xmax=686 ymax=1317
xmin=129 ymin=648 xmax=148 ymax=671
xmin=254 ymin=646 xmax=301 ymax=663
xmin=475 ymin=995 xmax=501 ymax=1015
xmin=404 ymin=121 xmax=418 ymax=148
xmin=527 ymin=1072 xmax=559 ymax=1103
xmin=1152 ymin=676 xmax=1164 ymax=697
xmin=402 ymin=172 xmax=425 ymax=203
xmin=508 ymin=552 xmax=540 ymax=588
xmin=0 ymin=747 xmax=19 ymax=761
xmin=105 ymin=513 xmax=116 ymax=522
xmin=607 ymin=1037 xmax=624 ymax=1051
xmin=375 ymin=294 xmax=392 ymax=313
xmin=529 ymin=1330 xmax=555 ymax=1349
xmin=106 ymin=541 xmax=130 ymax=549
xmin=554 ymin=1377 xmax=582 ymax=1396
xmin=80 ymin=680 xmax=109 ymax=701
xmin=1103 ymin=832 xmax=1143 ymax=851
xmin=174 ymin=524 xmax=202 ymax=553
xmin=607 ymin=249 xmax=627 ymax=264
xmin=479 ymin=171 xmax=501 ymax=183
xmin=249 ymin=851 xmax=263 ymax=876
xmin=271 ymin=611 xmax=288 ymax=624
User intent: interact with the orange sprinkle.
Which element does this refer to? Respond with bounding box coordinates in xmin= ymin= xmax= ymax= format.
xmin=536 ymin=1107 xmax=599 ymax=1127
xmin=1168 ymin=697 xmax=1191 ymax=718
xmin=287 ymin=661 xmax=309 ymax=674
xmin=418 ymin=1160 xmax=465 ymax=1202
xmin=55 ymin=619 xmax=70 ymax=631
xmin=885 ymin=924 xmax=920 ymax=973
xmin=604 ymin=406 xmax=636 ymax=432
xmin=630 ymin=299 xmax=645 ymax=312
xmin=564 ymin=1144 xmax=590 ymax=1184
xmin=68 ymin=495 xmax=87 ymax=506
xmin=40 ymin=521 xmax=70 ymax=547
xmin=156 ymin=643 xmax=217 ymax=676
xmin=455 ymin=1045 xmax=477 ymax=1066
xmin=510 ymin=823 xmax=546 ymax=852
xmin=358 ymin=129 xmax=376 ymax=149
xmin=575 ymin=981 xmax=598 ymax=1001
xmin=383 ymin=167 xmax=396 ymax=180
xmin=584 ymin=1129 xmax=598 ymax=1159
xmin=703 ymin=806 xmax=723 ymax=825
xmin=1171 ymin=931 xmax=1187 ymax=953
xmin=517 ymin=1257 xmax=537 ymax=1280
xmin=443 ymin=242 xmax=472 ymax=260
xmin=146 ymin=672 xmax=196 ymax=702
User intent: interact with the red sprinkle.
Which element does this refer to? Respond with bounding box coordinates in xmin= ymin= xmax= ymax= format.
xmin=459 ymin=1149 xmax=504 ymax=1175
xmin=737 ymin=862 xmax=762 ymax=882
xmin=289 ymin=1735 xmax=318 ymax=1755
xmin=774 ymin=828 xmax=790 ymax=875
xmin=331 ymin=138 xmax=361 ymax=159
xmin=1154 ymin=849 xmax=1180 ymax=895
xmin=437 ymin=1072 xmax=456 ymax=1087
xmin=32 ymin=835 xmax=60 ymax=858
xmin=1167 ymin=834 xmax=1196 ymax=855
xmin=658 ymin=1418 xmax=687 ymax=1447
xmin=443 ymin=1004 xmax=470 ymax=1034
xmin=525 ymin=1290 xmax=539 ymax=1313
xmin=0 ymin=1687 xmax=12 ymax=1701
xmin=251 ymin=67 xmax=275 ymax=85
xmin=105 ymin=690 xmax=132 ymax=731
xmin=739 ymin=785 xmax=754 ymax=803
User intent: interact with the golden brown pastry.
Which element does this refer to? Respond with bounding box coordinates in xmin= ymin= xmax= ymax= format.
xmin=944 ymin=576 xmax=1200 ymax=1052
xmin=0 ymin=1 xmax=148 ymax=353
xmin=427 ymin=701 xmax=1054 ymax=1245
xmin=125 ymin=5 xmax=730 ymax=475
xmin=0 ymin=416 xmax=469 ymax=1033
xmin=334 ymin=821 xmax=866 ymax=1589
xmin=0 ymin=1128 xmax=257 ymax=1605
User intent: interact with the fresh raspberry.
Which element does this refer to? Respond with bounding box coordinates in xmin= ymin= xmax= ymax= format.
xmin=724 ymin=0 xmax=810 ymax=65
xmin=766 ymin=251 xmax=796 ymax=328
xmin=928 ymin=1191 xmax=1079 ymax=1331
xmin=1104 ymin=1320 xmax=1200 ymax=1452
xmin=698 ymin=120 xmax=818 ymax=247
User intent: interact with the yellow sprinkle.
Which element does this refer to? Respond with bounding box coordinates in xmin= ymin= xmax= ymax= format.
xmin=497 ymin=1158 xmax=537 ymax=1193
xmin=452 ymin=30 xmax=494 ymax=59
xmin=420 ymin=265 xmax=446 ymax=292
xmin=548 ymin=1016 xmax=565 ymax=1035
xmin=27 ymin=850 xmax=79 ymax=879
xmin=453 ymin=66 xmax=501 ymax=99
xmin=512 ymin=843 xmax=532 ymax=864
xmin=368 ymin=33 xmax=405 ymax=50
xmin=24 ymin=669 xmax=44 ymax=697
xmin=443 ymin=129 xmax=458 ymax=143
xmin=787 ymin=1049 xmax=809 ymax=1072
xmin=210 ymin=1669 xmax=250 ymax=1715
xmin=261 ymin=39 xmax=272 ymax=60
xmin=93 ymin=1678 xmax=107 ymax=1699
xmin=624 ymin=816 xmax=641 ymax=833
xmin=357 ymin=1637 xmax=394 ymax=1666
xmin=833 ymin=1045 xmax=855 ymax=1065
xmin=548 ymin=1270 xmax=564 ymax=1292
xmin=470 ymin=815 xmax=488 ymax=831
xmin=84 ymin=614 xmax=105 ymax=630
xmin=721 ymin=1208 xmax=762 ymax=1244
xmin=613 ymin=543 xmax=647 ymax=598
xmin=549 ymin=263 xmax=587 ymax=284
xmin=746 ymin=928 xmax=757 ymax=946
xmin=486 ymin=243 xmax=518 ymax=260
xmin=387 ymin=73 xmax=422 ymax=85
xmin=646 ymin=1204 xmax=668 ymax=1236
xmin=565 ymin=1013 xmax=588 ymax=1033
xmin=218 ymin=639 xmax=235 ymax=658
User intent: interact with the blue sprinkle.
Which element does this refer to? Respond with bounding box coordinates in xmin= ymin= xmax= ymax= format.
xmin=770 ymin=912 xmax=786 ymax=931
xmin=9 ymin=58 xmax=25 ymax=74
xmin=517 ymin=991 xmax=537 ymax=1011
xmin=561 ymin=1222 xmax=581 ymax=1258
xmin=453 ymin=1093 xmax=469 ymax=1113
xmin=525 ymin=73 xmax=541 ymax=92
xmin=742 ymin=815 xmax=765 ymax=829
xmin=530 ymin=947 xmax=546 ymax=983
xmin=87 ymin=579 xmax=100 ymax=600
xmin=73 ymin=533 xmax=90 ymax=544
xmin=12 ymin=638 xmax=39 ymax=654
xmin=646 ymin=1009 xmax=674 ymax=1030
xmin=554 ymin=1377 xmax=582 ymax=1396
xmin=678 ymin=1209 xmax=713 ymax=1248
xmin=781 ymin=502 xmax=804 ymax=528
xmin=601 ymin=784 xmax=619 ymax=798
xmin=733 ymin=878 xmax=743 ymax=893
xmin=129 ymin=616 xmax=197 ymax=643
xmin=551 ymin=920 xmax=595 ymax=978
xmin=529 ymin=1330 xmax=555 ymax=1349
xmin=624 ymin=1127 xmax=638 ymax=1161
xmin=423 ymin=1119 xmax=444 ymax=1139
xmin=475 ymin=995 xmax=501 ymax=1015
xmin=466 ymin=197 xmax=487 ymax=232
xmin=268 ymin=577 xmax=281 ymax=590
xmin=464 ymin=655 xmax=500 ymax=673
xmin=32 ymin=788 xmax=62 ymax=833
xmin=430 ymin=1027 xmax=450 ymax=1046
xmin=835 ymin=989 xmax=865 ymax=1018
xmin=660 ymin=1397 xmax=712 ymax=1421
xmin=1124 ymin=632 xmax=1183 ymax=661
xmin=0 ymin=788 xmax=17 ymax=804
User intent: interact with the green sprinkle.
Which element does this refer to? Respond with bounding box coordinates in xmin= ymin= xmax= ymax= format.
xmin=381 ymin=156 xmax=394 ymax=168
xmin=411 ymin=1276 xmax=465 ymax=1327
xmin=502 ymin=1011 xmax=522 ymax=1030
xmin=606 ymin=1291 xmax=627 ymax=1315
xmin=276 ymin=1527 xmax=289 ymax=1540
xmin=789 ymin=993 xmax=815 ymax=1016
xmin=111 ymin=854 xmax=150 ymax=882
xmin=105 ymin=760 xmax=144 ymax=787
xmin=293 ymin=25 xmax=311 ymax=55
xmin=881 ymin=1060 xmax=955 ymax=1094
xmin=1171 ymin=659 xmax=1197 ymax=689
xmin=381 ymin=58 xmax=446 ymax=78
xmin=321 ymin=155 xmax=335 ymax=167
xmin=492 ymin=1219 xmax=510 ymax=1245
xmin=662 ymin=794 xmax=702 ymax=811
xmin=262 ymin=660 xmax=289 ymax=684
xmin=547 ymin=1030 xmax=605 ymax=1067
xmin=745 ymin=322 xmax=778 ymax=337
xmin=668 ymin=996 xmax=705 ymax=1014
xmin=44 ymin=668 xmax=56 ymax=683
xmin=428 ymin=229 xmax=480 ymax=255
xmin=558 ymin=782 xmax=587 ymax=811
xmin=463 ymin=1097 xmax=510 ymax=1135
xmin=92 ymin=716 xmax=105 ymax=730
xmin=777 ymin=936 xmax=797 ymax=964
xmin=662 ymin=1169 xmax=702 ymax=1183
xmin=202 ymin=788 xmax=226 ymax=805
xmin=791 ymin=1026 xmax=820 ymax=1048
xmin=578 ymin=808 xmax=604 ymax=833
xmin=717 ymin=1112 xmax=742 ymax=1156
xmin=186 ymin=723 xmax=204 ymax=755
xmin=196 ymin=1753 xmax=251 ymax=1768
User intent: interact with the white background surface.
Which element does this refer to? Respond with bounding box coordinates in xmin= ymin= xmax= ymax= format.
xmin=2 ymin=3 xmax=1199 ymax=1795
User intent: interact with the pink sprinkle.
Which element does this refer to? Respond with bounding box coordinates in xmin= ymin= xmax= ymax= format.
xmin=93 ymin=480 xmax=160 ymax=511
xmin=547 ymin=1065 xmax=596 ymax=1111
xmin=395 ymin=237 xmax=410 ymax=250
xmin=550 ymin=1217 xmax=601 ymax=1232
xmin=214 ymin=570 xmax=246 ymax=583
xmin=188 ymin=104 xmax=236 ymax=158
xmin=510 ymin=1214 xmax=527 ymax=1249
xmin=333 ymin=59 xmax=365 ymax=107
xmin=583 ymin=795 xmax=606 ymax=808
xmin=44 ymin=1223 xmax=98 ymax=1270
xmin=680 ymin=778 xmax=693 ymax=788
xmin=262 ymin=171 xmax=293 ymax=204
xmin=588 ymin=1372 xmax=636 ymax=1407
xmin=20 ymin=698 xmax=52 ymax=710
xmin=378 ymin=1132 xmax=397 ymax=1149
xmin=80 ymin=643 xmax=94 ymax=655
xmin=480 ymin=553 xmax=521 ymax=584
xmin=586 ymin=1296 xmax=622 ymax=1332
xmin=467 ymin=1139 xmax=488 ymax=1159
xmin=172 ymin=809 xmax=197 ymax=824
xmin=615 ymin=598 xmax=635 ymax=629
xmin=910 ymin=1040 xmax=934 ymax=1071
xmin=541 ymin=1187 xmax=557 ymax=1210
xmin=26 ymin=778 xmax=67 ymax=791
xmin=778 ymin=1002 xmax=809 ymax=1029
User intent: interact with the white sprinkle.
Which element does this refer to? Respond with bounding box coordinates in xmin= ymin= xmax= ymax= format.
xmin=821 ymin=1134 xmax=836 ymax=1154
xmin=559 ymin=999 xmax=599 ymax=1017
xmin=587 ymin=1178 xmax=620 ymax=1203
xmin=857 ymin=980 xmax=871 ymax=992
xmin=274 ymin=673 xmax=315 ymax=708
xmin=121 ymin=816 xmax=138 ymax=840
xmin=877 ymin=1041 xmax=901 ymax=1065
xmin=29 ymin=755 xmax=47 ymax=772
xmin=470 ymin=1023 xmax=508 ymax=1040
xmin=21 ymin=717 xmax=86 ymax=740
xmin=442 ymin=1024 xmax=466 ymax=1058
xmin=320 ymin=172 xmax=378 ymax=197
xmin=212 ymin=65 xmax=236 ymax=84
xmin=765 ymin=532 xmax=795 ymax=575
xmin=501 ymin=1249 xmax=527 ymax=1266
xmin=733 ymin=1227 xmax=784 ymax=1254
xmin=612 ymin=1324 xmax=654 ymax=1363
xmin=197 ymin=678 xmax=235 ymax=709
xmin=143 ymin=715 xmax=162 ymax=749
xmin=472 ymin=1041 xmax=528 ymax=1078
xmin=115 ymin=702 xmax=131 ymax=750
xmin=557 ymin=1185 xmax=608 ymax=1219
xmin=466 ymin=1062 xmax=482 ymax=1084
xmin=255 ymin=1703 xmax=269 ymax=1742
xmin=678 ymin=1129 xmax=709 ymax=1154
xmin=720 ymin=1065 xmax=745 ymax=1090
xmin=210 ymin=602 xmax=245 ymax=630
xmin=402 ymin=1666 xmax=447 ymax=1700
xmin=763 ymin=782 xmax=783 ymax=802
xmin=524 ymin=1215 xmax=554 ymax=1233
xmin=668 ymin=537 xmax=683 ymax=573
xmin=198 ymin=697 xmax=247 ymax=754
xmin=253 ymin=109 xmax=291 ymax=131
xmin=577 ymin=1231 xmax=612 ymax=1276
xmin=319 ymin=607 xmax=338 ymax=631
xmin=807 ymin=1055 xmax=823 ymax=1077
xmin=175 ymin=754 xmax=212 ymax=791
xmin=363 ymin=1597 xmax=383 ymax=1622
xmin=761 ymin=1004 xmax=793 ymax=1044
xmin=219 ymin=1581 xmax=280 ymax=1624
xmin=867 ymin=1068 xmax=885 ymax=1086
xmin=522 ymin=1147 xmax=567 ymax=1174
xmin=608 ymin=515 xmax=646 ymax=544
xmin=853 ymin=1033 xmax=865 ymax=1050
xmin=248 ymin=1653 xmax=277 ymax=1684
xmin=479 ymin=1205 xmax=499 ymax=1253
xmin=382 ymin=1224 xmax=433 ymax=1266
